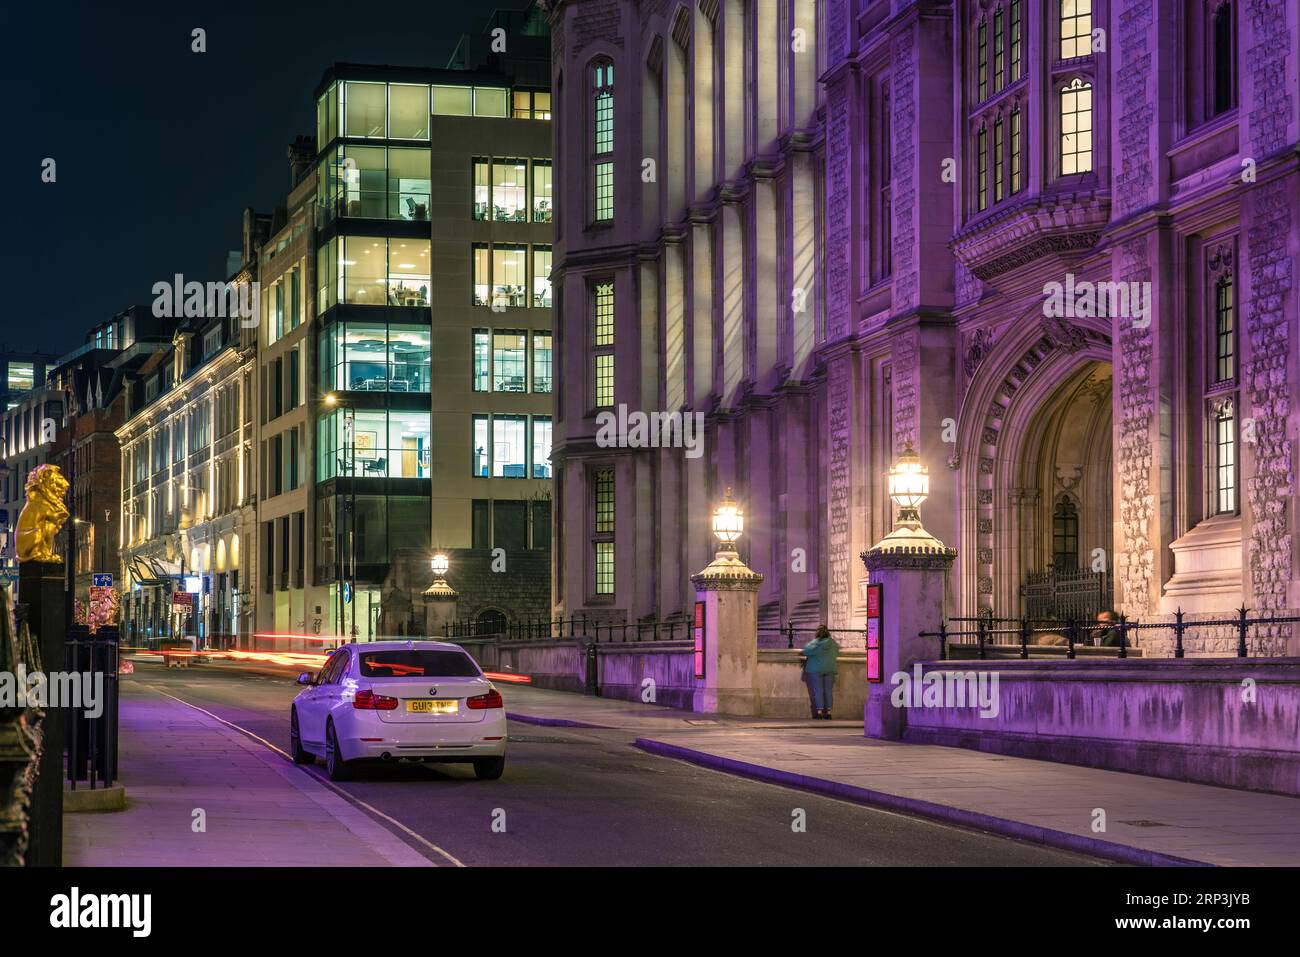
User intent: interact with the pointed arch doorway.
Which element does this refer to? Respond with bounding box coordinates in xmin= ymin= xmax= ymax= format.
xmin=958 ymin=323 xmax=1114 ymax=621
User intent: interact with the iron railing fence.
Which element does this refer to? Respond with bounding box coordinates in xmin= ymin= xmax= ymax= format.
xmin=922 ymin=607 xmax=1297 ymax=660
xmin=442 ymin=616 xmax=694 ymax=643
xmin=64 ymin=626 xmax=119 ymax=790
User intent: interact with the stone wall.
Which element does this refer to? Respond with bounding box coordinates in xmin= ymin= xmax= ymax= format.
xmin=900 ymin=658 xmax=1300 ymax=795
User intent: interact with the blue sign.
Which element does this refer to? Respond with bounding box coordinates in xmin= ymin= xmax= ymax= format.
xmin=93 ymin=573 xmax=114 ymax=588
xmin=343 ymin=582 xmax=352 ymax=604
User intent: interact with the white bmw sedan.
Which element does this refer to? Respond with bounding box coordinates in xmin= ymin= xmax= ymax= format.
xmin=290 ymin=640 xmax=507 ymax=781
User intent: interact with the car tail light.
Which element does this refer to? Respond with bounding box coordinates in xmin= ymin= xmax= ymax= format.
xmin=467 ymin=689 xmax=504 ymax=710
xmin=353 ymin=689 xmax=399 ymax=710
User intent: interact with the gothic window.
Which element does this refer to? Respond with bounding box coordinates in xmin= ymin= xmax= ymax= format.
xmin=592 ymin=468 xmax=615 ymax=596
xmin=1010 ymin=106 xmax=1023 ymax=193
xmin=993 ymin=115 xmax=1005 ymax=203
xmin=872 ymin=76 xmax=892 ymax=283
xmin=1010 ymin=0 xmax=1023 ymax=81
xmin=977 ymin=125 xmax=989 ymax=210
xmin=1060 ymin=0 xmax=1092 ymax=59
xmin=1214 ymin=272 xmax=1235 ymax=383
xmin=591 ymin=281 xmax=615 ymax=408
xmin=591 ymin=60 xmax=615 ymax=222
xmin=977 ymin=19 xmax=989 ymax=101
xmin=1212 ymin=398 xmax=1236 ymax=514
xmin=1060 ymin=78 xmax=1093 ymax=174
xmin=993 ymin=8 xmax=1005 ymax=93
xmin=1211 ymin=2 xmax=1235 ymax=116
xmin=1052 ymin=499 xmax=1079 ymax=570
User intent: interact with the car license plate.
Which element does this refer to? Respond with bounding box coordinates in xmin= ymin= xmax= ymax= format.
xmin=407 ymin=699 xmax=458 ymax=714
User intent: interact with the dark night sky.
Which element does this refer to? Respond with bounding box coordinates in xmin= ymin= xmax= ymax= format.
xmin=1 ymin=0 xmax=512 ymax=356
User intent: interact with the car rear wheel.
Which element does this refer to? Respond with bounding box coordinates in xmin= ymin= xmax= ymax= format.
xmin=325 ymin=720 xmax=354 ymax=781
xmin=473 ymin=756 xmax=505 ymax=780
xmin=289 ymin=709 xmax=314 ymax=765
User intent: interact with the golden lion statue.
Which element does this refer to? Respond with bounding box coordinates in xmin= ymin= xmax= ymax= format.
xmin=16 ymin=464 xmax=70 ymax=564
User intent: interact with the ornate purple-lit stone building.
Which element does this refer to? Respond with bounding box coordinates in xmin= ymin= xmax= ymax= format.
xmin=545 ymin=0 xmax=1300 ymax=656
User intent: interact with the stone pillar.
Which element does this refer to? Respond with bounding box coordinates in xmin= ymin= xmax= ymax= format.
xmin=690 ymin=541 xmax=763 ymax=715
xmin=422 ymin=578 xmax=458 ymax=640
xmin=859 ymin=462 xmax=956 ymax=739
xmin=861 ymin=549 xmax=953 ymax=739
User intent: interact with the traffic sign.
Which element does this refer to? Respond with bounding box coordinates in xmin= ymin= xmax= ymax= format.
xmin=343 ymin=582 xmax=352 ymax=604
xmin=172 ymin=592 xmax=194 ymax=609
xmin=93 ymin=573 xmax=113 ymax=588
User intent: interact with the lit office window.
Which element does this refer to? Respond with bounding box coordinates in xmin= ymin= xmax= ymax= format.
xmin=533 ymin=246 xmax=552 ymax=308
xmin=389 ymin=84 xmax=430 ymax=139
xmin=513 ymin=91 xmax=532 ymax=119
xmin=1060 ymin=0 xmax=1092 ymax=59
xmin=474 ymin=88 xmax=508 ymax=117
xmin=473 ymin=159 xmax=491 ymax=220
xmin=532 ymin=417 xmax=552 ymax=478
xmin=492 ymin=415 xmax=528 ymax=478
xmin=492 ymin=245 xmax=528 ymax=308
xmin=493 ymin=159 xmax=529 ymax=221
xmin=432 ymin=85 xmax=472 ymax=116
xmin=473 ymin=329 xmax=491 ymax=392
xmin=473 ymin=244 xmax=490 ymax=306
xmin=1060 ymin=78 xmax=1093 ymax=174
xmin=493 ymin=331 xmax=528 ymax=393
xmin=533 ymin=332 xmax=552 ymax=394
xmin=533 ymin=160 xmax=553 ymax=222
xmin=344 ymin=81 xmax=386 ymax=137
xmin=533 ymin=91 xmax=551 ymax=120
xmin=388 ymin=148 xmax=431 ymax=221
xmin=473 ymin=414 xmax=490 ymax=477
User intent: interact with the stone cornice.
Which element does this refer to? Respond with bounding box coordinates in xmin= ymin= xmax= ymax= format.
xmin=951 ymin=192 xmax=1111 ymax=285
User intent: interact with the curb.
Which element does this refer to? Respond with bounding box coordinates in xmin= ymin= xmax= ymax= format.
xmin=633 ymin=737 xmax=1214 ymax=868
xmin=507 ymin=711 xmax=612 ymax=730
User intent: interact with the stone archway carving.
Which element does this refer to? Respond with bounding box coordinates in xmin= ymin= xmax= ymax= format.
xmin=953 ymin=309 xmax=1112 ymax=618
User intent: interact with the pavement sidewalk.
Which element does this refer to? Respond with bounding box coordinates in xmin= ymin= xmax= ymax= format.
xmin=502 ymin=685 xmax=1300 ymax=867
xmin=63 ymin=681 xmax=437 ymax=867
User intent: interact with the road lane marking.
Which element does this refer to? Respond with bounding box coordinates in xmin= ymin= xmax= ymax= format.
xmin=141 ymin=683 xmax=467 ymax=867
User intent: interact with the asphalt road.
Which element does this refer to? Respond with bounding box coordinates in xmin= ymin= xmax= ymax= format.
xmin=130 ymin=661 xmax=1105 ymax=867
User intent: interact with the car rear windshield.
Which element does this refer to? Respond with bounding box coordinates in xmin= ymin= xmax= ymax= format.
xmin=358 ymin=650 xmax=481 ymax=678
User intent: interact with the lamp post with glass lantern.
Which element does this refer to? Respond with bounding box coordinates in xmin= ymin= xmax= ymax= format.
xmin=861 ymin=442 xmax=957 ymax=739
xmin=690 ymin=487 xmax=763 ymax=715
xmin=422 ymin=551 xmax=458 ymax=638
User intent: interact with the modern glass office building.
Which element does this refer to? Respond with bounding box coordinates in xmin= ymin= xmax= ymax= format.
xmin=309 ymin=29 xmax=553 ymax=639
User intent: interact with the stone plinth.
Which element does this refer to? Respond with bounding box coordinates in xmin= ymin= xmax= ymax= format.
xmin=691 ymin=550 xmax=763 ymax=716
xmin=861 ymin=542 xmax=955 ymax=740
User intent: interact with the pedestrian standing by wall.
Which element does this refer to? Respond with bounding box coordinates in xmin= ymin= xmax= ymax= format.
xmin=799 ymin=626 xmax=840 ymax=719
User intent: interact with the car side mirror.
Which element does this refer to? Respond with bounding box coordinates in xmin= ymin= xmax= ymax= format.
xmin=297 ymin=672 xmax=314 ymax=686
